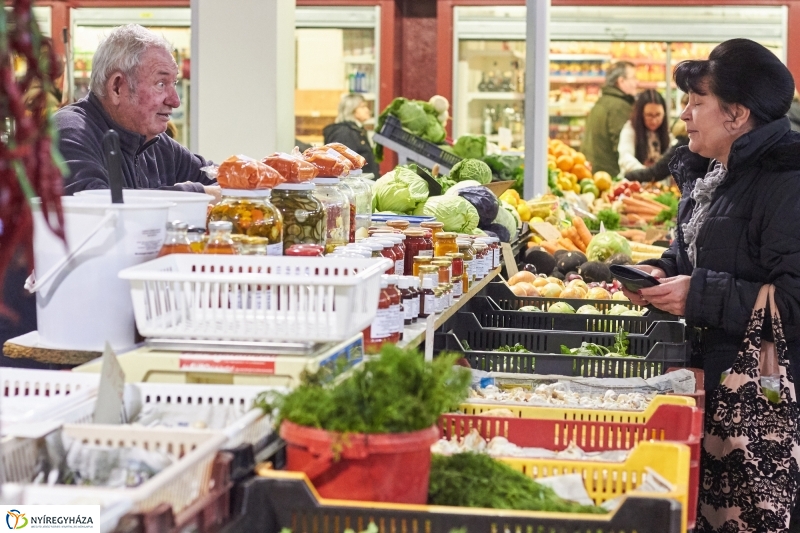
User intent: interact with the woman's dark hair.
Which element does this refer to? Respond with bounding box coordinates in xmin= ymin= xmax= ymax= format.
xmin=674 ymin=38 xmax=795 ymax=126
xmin=632 ymin=89 xmax=669 ymax=165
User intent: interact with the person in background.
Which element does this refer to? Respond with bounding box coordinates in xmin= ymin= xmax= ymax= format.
xmin=323 ymin=93 xmax=379 ymax=176
xmin=581 ymin=61 xmax=637 ymax=177
xmin=789 ymin=90 xmax=800 ymax=132
xmin=626 ymin=93 xmax=690 ymax=183
xmin=55 ymin=24 xmax=220 ymax=200
xmin=22 ymin=37 xmax=64 ymax=117
xmin=618 ymin=89 xmax=671 ymax=176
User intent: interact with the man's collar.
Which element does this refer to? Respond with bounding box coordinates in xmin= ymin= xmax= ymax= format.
xmin=87 ymin=91 xmax=160 ymax=155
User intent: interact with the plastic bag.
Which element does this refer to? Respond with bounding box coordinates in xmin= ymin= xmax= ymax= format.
xmin=302 ymin=147 xmax=353 ymax=177
xmin=217 ymin=154 xmax=285 ymax=190
xmin=262 ymin=152 xmax=319 ymax=183
xmin=325 ymin=142 xmax=367 ymax=170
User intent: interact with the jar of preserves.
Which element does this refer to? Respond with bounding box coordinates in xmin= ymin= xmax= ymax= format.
xmin=186 ymin=225 xmax=206 ymax=254
xmin=403 ymin=229 xmax=428 ymax=274
xmin=363 ymin=277 xmax=392 ymax=354
xmin=208 ymin=189 xmax=283 ymax=255
xmin=286 ymin=244 xmax=325 ymax=257
xmin=457 ymin=239 xmax=476 ymax=288
xmin=475 ymin=237 xmax=500 ymax=270
xmin=373 ymin=232 xmax=405 ymax=275
xmin=312 ymin=177 xmax=350 ymax=253
xmin=474 ymin=242 xmax=489 ymax=279
xmin=369 ymin=238 xmax=397 ymax=274
xmin=434 ymin=231 xmax=458 ymax=257
xmin=158 ymin=220 xmax=193 ymax=257
xmin=419 ymin=277 xmax=435 ymax=318
xmin=387 ymin=219 xmax=410 ymax=232
xmin=446 ymin=252 xmax=465 ymax=299
xmin=271 ymin=183 xmax=326 ymax=253
xmin=431 ymin=260 xmax=451 ymax=285
xmin=240 ymin=236 xmax=269 ymax=255
xmin=343 ymin=174 xmax=372 ymax=239
xmin=420 ymin=221 xmax=443 ymax=239
xmin=385 ymin=275 xmax=402 ymax=343
xmin=204 ymin=221 xmax=237 ymax=254
xmin=413 ymin=255 xmax=434 ymax=277
xmin=419 ymin=265 xmax=439 ymax=292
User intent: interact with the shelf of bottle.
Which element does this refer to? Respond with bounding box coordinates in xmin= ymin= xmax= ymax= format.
xmin=467 ymin=92 xmax=524 ymax=101
xmin=343 ymin=56 xmax=376 ymax=64
xmin=550 ymin=53 xmax=609 ymax=61
xmin=550 ymin=76 xmax=605 ymax=84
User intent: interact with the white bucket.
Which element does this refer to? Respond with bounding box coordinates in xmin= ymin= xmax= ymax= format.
xmin=26 ymin=196 xmax=172 ymax=352
xmin=75 ymin=189 xmax=212 ymax=227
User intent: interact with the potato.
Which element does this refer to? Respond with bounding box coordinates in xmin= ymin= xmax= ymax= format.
xmin=532 ymin=277 xmax=550 ymax=288
xmin=559 ymin=287 xmax=584 ymax=299
xmin=515 ymin=282 xmax=540 ymax=297
xmin=508 ymin=271 xmax=537 ymax=286
xmin=586 ymin=287 xmax=611 ymax=300
xmin=568 ymin=279 xmax=589 ymax=292
xmin=540 ymin=283 xmax=563 ymax=298
xmin=546 ymin=277 xmax=565 ymax=289
xmin=510 ymin=284 xmax=528 ymax=297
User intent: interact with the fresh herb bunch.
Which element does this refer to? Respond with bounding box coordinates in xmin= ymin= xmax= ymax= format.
xmin=428 ymin=453 xmax=605 ymax=514
xmin=495 ymin=344 xmax=531 ymax=353
xmin=584 ymin=209 xmax=620 ymax=232
xmin=256 ymin=345 xmax=471 ymax=434
xmin=560 ymin=328 xmax=637 ymax=358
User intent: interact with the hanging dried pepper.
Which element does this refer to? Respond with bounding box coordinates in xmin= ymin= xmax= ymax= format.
xmin=0 ymin=0 xmax=67 ymax=318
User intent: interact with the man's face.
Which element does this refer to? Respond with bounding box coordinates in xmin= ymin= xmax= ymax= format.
xmin=108 ymin=47 xmax=180 ymax=141
xmin=617 ymin=67 xmax=638 ymax=96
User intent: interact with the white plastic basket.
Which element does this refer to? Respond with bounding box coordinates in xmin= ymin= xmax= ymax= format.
xmin=1 ymin=369 xmax=99 ymax=426
xmin=119 ymin=255 xmax=391 ymax=342
xmin=1 ymin=424 xmax=225 ymax=515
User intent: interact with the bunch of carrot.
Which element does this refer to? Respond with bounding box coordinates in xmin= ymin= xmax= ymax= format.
xmin=540 ymin=217 xmax=593 ymax=255
xmin=620 ymin=194 xmax=669 ymax=223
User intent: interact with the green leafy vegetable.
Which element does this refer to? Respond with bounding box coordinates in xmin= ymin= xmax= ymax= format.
xmin=372 ymin=166 xmax=429 ymax=213
xmin=453 ymin=135 xmax=487 ymax=159
xmin=560 ymin=327 xmax=635 ymax=358
xmin=586 ymin=231 xmax=632 ymax=262
xmin=584 ymin=209 xmax=621 ymax=232
xmin=428 ymin=453 xmax=606 ymax=514
xmin=375 ymin=97 xmax=449 ymax=162
xmin=495 ymin=344 xmax=530 ymax=353
xmin=450 ymin=159 xmax=493 ymax=185
xmin=414 ymin=195 xmax=480 ymax=233
xmin=257 ymin=345 xmax=471 ymax=434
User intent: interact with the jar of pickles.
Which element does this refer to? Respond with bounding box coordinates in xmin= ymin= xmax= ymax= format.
xmin=337 ymin=179 xmax=358 ymax=243
xmin=271 ymin=183 xmax=326 ymax=253
xmin=313 ymin=177 xmax=350 ymax=253
xmin=343 ymin=174 xmax=372 ymax=239
xmin=208 ymin=189 xmax=283 ymax=255
xmin=434 ymin=231 xmax=458 ymax=257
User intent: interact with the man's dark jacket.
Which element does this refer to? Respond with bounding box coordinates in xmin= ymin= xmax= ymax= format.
xmin=55 ymin=92 xmax=215 ymax=195
xmin=323 ymin=121 xmax=380 ymax=177
xmin=581 ymin=86 xmax=634 ymax=177
xmin=644 ymin=117 xmax=800 ymax=390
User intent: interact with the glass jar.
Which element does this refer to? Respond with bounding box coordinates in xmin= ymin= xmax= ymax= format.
xmin=208 ymin=189 xmax=283 ymax=255
xmin=203 ymin=221 xmax=237 ymax=254
xmin=271 ymin=183 xmax=326 ymax=254
xmin=343 ymin=174 xmax=373 ymax=239
xmin=475 ymin=237 xmax=500 ymax=270
xmin=420 ymin=221 xmax=444 ymax=240
xmin=419 ymin=265 xmax=439 ymax=292
xmin=434 ymin=231 xmax=458 ymax=257
xmin=446 ymin=253 xmax=465 ymax=299
xmin=373 ymin=232 xmax=405 ymax=275
xmin=312 ymin=177 xmax=350 ymax=253
xmin=158 ymin=220 xmax=193 ymax=257
xmin=286 ymin=244 xmax=325 ymax=257
xmin=403 ymin=229 xmax=428 ymax=274
xmin=432 ymin=260 xmax=452 ymax=285
xmin=457 ymin=239 xmax=476 ymax=289
xmin=386 ymin=219 xmax=410 ymax=232
xmin=421 ymin=229 xmax=435 ymax=257
xmin=369 ymin=238 xmax=397 ymax=275
xmin=385 ymin=275 xmax=402 ymax=343
xmin=419 ymin=277 xmax=435 ymax=318
xmin=363 ymin=277 xmax=392 ymax=354
xmin=357 ymin=240 xmax=385 ymax=259
xmin=474 ymin=243 xmax=489 ymax=279
xmin=413 ymin=256 xmax=434 ymax=277
xmin=186 ymin=226 xmax=206 ymax=254
xmin=398 ymin=276 xmax=415 ymax=326
xmin=337 ymin=179 xmax=358 ymax=243
xmin=239 ymin=236 xmax=269 ymax=255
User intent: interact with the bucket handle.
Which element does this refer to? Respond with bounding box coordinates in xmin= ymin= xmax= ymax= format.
xmin=25 ymin=210 xmax=119 ymax=294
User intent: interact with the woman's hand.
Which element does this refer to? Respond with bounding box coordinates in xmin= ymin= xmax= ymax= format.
xmin=639 ymin=275 xmax=692 ymax=316
xmin=620 ymin=265 xmax=667 ymax=305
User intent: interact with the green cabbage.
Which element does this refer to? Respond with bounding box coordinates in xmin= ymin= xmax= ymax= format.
xmin=450 ymin=159 xmax=492 ymax=185
xmin=397 ymin=100 xmax=428 ymax=133
xmin=444 ymin=180 xmax=484 ymax=195
xmin=424 ymin=115 xmax=446 ymax=144
xmin=414 ymin=196 xmax=479 ymax=233
xmin=372 ymin=167 xmax=429 ymax=213
xmin=586 ymin=232 xmax=632 ymax=263
xmin=492 ymin=203 xmax=517 ymax=241
xmin=501 ymin=200 xmax=522 ymax=229
xmin=453 ymin=135 xmax=487 ymax=159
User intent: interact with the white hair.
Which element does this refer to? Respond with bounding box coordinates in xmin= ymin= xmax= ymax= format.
xmin=90 ymin=24 xmax=174 ymax=97
xmin=336 ymin=93 xmax=367 ymax=124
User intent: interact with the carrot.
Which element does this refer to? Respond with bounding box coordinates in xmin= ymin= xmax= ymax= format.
xmin=622 ymin=197 xmax=662 ymax=215
xmin=541 ymin=240 xmax=560 ymax=255
xmin=572 ymin=217 xmax=593 ymax=248
xmin=567 ymin=226 xmax=586 ymax=252
xmin=558 ymin=237 xmax=579 ymax=252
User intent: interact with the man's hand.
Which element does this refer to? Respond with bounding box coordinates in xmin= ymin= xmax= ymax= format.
xmin=203 ymin=185 xmax=222 ymax=204
xmin=620 ymin=265 xmax=666 ymax=305
xmin=639 ymin=275 xmax=692 ymax=316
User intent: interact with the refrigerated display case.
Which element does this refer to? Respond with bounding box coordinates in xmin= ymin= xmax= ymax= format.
xmin=452 ymin=5 xmax=787 ymax=152
xmin=295 ymin=6 xmax=381 ymax=147
xmin=68 ymin=8 xmax=192 ymax=148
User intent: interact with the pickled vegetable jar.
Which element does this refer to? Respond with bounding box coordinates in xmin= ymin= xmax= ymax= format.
xmin=312 ymin=177 xmax=350 ymax=253
xmin=343 ymin=174 xmax=373 ymax=238
xmin=337 ymin=179 xmax=358 ymax=243
xmin=271 ymin=183 xmax=326 ymax=253
xmin=208 ymin=189 xmax=283 ymax=255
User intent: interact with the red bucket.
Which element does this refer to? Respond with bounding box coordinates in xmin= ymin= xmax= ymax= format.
xmin=280 ymin=421 xmax=440 ymax=504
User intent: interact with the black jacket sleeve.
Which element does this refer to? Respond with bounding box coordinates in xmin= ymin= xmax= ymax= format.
xmin=626 ymin=145 xmax=677 ymax=183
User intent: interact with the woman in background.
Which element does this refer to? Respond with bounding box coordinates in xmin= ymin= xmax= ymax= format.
xmin=626 ymin=93 xmax=690 ymax=183
xmin=618 ymin=89 xmax=671 ymax=176
xmin=323 ymin=93 xmax=379 ymax=176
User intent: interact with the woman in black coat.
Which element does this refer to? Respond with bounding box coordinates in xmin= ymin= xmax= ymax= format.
xmin=323 ymin=93 xmax=379 ymax=177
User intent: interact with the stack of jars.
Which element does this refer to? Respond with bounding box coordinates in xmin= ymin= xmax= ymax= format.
xmin=159 ymin=220 xmax=277 ymax=256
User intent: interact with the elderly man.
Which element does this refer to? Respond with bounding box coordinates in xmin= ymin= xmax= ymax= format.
xmin=581 ymin=61 xmax=637 ymax=177
xmin=55 ymin=24 xmax=219 ymax=198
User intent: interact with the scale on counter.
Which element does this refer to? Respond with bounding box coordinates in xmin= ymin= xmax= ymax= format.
xmin=73 ymin=334 xmax=365 ymax=387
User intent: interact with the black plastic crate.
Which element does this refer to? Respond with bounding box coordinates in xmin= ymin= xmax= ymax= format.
xmin=223 ymin=473 xmax=682 ymax=533
xmin=465 ymin=296 xmax=682 ymax=335
xmin=378 ymin=115 xmax=463 ymax=168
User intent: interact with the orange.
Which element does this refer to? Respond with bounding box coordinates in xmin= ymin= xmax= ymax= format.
xmin=556 ymin=154 xmax=574 ymax=172
xmin=573 ymin=152 xmax=586 ymax=166
xmin=593 ymin=171 xmax=613 ymax=192
xmin=554 ymin=145 xmax=571 ymax=158
xmin=572 ymin=163 xmax=591 ymax=180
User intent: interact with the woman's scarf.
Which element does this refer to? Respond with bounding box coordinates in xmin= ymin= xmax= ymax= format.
xmin=683 ymin=161 xmax=728 ymax=267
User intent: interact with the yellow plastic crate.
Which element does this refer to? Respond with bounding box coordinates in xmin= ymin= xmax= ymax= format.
xmin=496 ymin=440 xmax=691 ymax=533
xmin=460 ymin=394 xmax=695 ymax=424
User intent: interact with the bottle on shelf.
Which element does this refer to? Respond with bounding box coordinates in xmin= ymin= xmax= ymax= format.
xmin=483 ymin=106 xmax=493 ymax=136
xmin=486 ymin=69 xmax=497 ymax=92
xmin=419 ymin=277 xmax=435 ymax=319
xmin=203 ymin=221 xmax=237 ymax=255
xmin=158 ymin=220 xmax=193 ymax=257
xmin=478 ymin=72 xmax=488 ymax=92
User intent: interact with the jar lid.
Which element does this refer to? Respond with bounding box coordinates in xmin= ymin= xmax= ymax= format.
xmin=419 ymin=265 xmax=439 ymax=272
xmin=414 ymin=256 xmax=433 ymax=262
xmin=397 ymin=276 xmax=410 ymax=289
xmin=432 ymin=260 xmax=452 ymax=266
xmin=274 ymin=182 xmax=315 ymax=191
xmin=372 ymin=233 xmax=403 ymax=243
xmin=436 ymin=232 xmax=457 ymax=239
xmin=166 ymin=220 xmax=188 ymax=231
xmin=370 ymin=239 xmax=396 ymax=248
xmin=387 ymin=219 xmax=411 ymax=229
xmin=347 ymin=169 xmax=363 ymax=177
xmin=403 ymin=229 xmax=425 ymax=237
xmin=386 ymin=275 xmax=399 ymax=285
xmin=359 ymin=241 xmax=384 ymax=251
xmin=243 ymin=236 xmax=269 ymax=245
xmin=420 ymin=221 xmax=444 ymax=229
xmin=446 ymin=253 xmax=465 ymax=259
xmin=220 ymin=188 xmax=272 ymax=197
xmin=186 ymin=225 xmax=206 ymax=234
xmin=313 ymin=177 xmax=341 ymax=185
xmin=380 ymin=276 xmax=389 ymax=289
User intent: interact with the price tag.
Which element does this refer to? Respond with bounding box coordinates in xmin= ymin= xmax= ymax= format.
xmin=501 ymin=243 xmax=518 ymax=278
xmin=424 ymin=313 xmax=436 ymax=363
xmin=531 ymin=222 xmax=562 ymax=242
xmin=93 ymin=342 xmax=126 ymax=424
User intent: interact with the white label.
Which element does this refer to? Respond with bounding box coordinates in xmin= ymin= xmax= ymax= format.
xmin=395 ymin=260 xmax=404 ymax=275
xmin=390 ymin=304 xmax=401 ymax=333
xmin=423 ymin=293 xmax=436 ymax=315
xmin=131 ymin=227 xmax=165 ymax=257
xmin=453 ymin=280 xmax=463 ymax=298
xmin=435 ymin=293 xmax=445 ymax=313
xmin=423 ymin=272 xmax=438 ymax=288
xmin=465 ymin=260 xmax=473 ymax=283
xmin=494 ymin=247 xmax=500 ymax=268
xmin=267 ymin=242 xmax=283 ymax=256
xmin=420 ymin=249 xmax=434 ymax=257
xmin=404 ymin=298 xmax=415 ymax=321
xmin=413 ymin=294 xmax=420 ymax=317
xmin=370 ymin=307 xmax=394 ymax=339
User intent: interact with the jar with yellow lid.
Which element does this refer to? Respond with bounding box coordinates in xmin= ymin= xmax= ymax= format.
xmin=208 ymin=189 xmax=283 ymax=255
xmin=434 ymin=231 xmax=458 ymax=257
xmin=419 ymin=265 xmax=439 ymax=291
xmin=386 ymin=219 xmax=410 ymax=231
xmin=413 ymin=255 xmax=434 ymax=277
xmin=420 ymin=221 xmax=444 ymax=239
xmin=431 ymin=260 xmax=452 ymax=285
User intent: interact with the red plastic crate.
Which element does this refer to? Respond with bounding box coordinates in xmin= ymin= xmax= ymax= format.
xmin=439 ymin=402 xmax=702 ymax=529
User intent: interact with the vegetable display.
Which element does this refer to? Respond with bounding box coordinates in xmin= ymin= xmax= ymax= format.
xmin=375 ymin=97 xmax=449 ymax=162
xmin=559 ymin=328 xmax=638 ymax=358
xmin=372 ymin=166 xmax=429 ymax=213
xmin=428 ymin=453 xmax=606 ymax=514
xmin=414 ymin=195 xmax=480 ymax=234
xmin=452 ymin=135 xmax=487 ymax=160
xmin=586 ymin=232 xmax=632 ymax=263
xmin=449 ymin=159 xmax=492 ymax=185
xmin=454 ymin=186 xmax=499 ymax=226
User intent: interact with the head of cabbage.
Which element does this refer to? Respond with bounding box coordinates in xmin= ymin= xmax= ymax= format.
xmin=372 ymin=166 xmax=429 ymax=214
xmin=414 ymin=196 xmax=479 ymax=233
xmin=586 ymin=232 xmax=632 ymax=263
xmin=492 ymin=203 xmax=518 ymax=242
xmin=450 ymin=159 xmax=492 ymax=185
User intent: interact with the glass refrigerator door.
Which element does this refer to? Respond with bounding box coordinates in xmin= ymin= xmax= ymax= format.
xmin=295 ymin=6 xmax=380 ymax=147
xmin=70 ymin=8 xmax=191 ymax=148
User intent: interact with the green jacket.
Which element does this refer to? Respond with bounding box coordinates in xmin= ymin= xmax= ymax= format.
xmin=581 ymin=86 xmax=635 ymax=177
